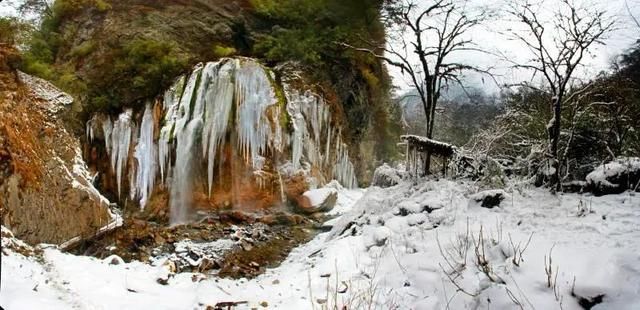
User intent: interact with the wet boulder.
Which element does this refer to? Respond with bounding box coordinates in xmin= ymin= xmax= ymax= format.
xmin=586 ymin=157 xmax=640 ymax=196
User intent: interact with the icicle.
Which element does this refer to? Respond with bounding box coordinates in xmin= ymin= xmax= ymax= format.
xmin=109 ymin=110 xmax=133 ymax=198
xmin=324 ymin=124 xmax=332 ymax=167
xmin=271 ymin=105 xmax=284 ymax=154
xmin=332 ymin=134 xmax=357 ymax=189
xmin=285 ymin=90 xmax=309 ymax=170
xmin=201 ymin=60 xmax=235 ymax=196
xmin=158 ymin=75 xmax=186 ymax=184
xmin=235 ymin=59 xmax=277 ymax=167
xmin=86 ymin=117 xmax=95 ymax=142
xmin=102 ymin=117 xmax=113 ymax=156
xmin=133 ymin=103 xmax=157 ymax=209
xmin=288 ymin=101 xmax=304 ymax=171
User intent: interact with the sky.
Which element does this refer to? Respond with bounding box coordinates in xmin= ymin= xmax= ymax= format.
xmin=0 ymin=0 xmax=21 ymax=16
xmin=1 ymin=0 xmax=639 ymax=95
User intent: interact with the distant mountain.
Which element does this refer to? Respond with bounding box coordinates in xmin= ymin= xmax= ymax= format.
xmin=396 ymin=86 xmax=502 ymax=146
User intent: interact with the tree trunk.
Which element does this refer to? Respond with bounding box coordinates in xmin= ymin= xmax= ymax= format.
xmin=549 ymin=96 xmax=562 ymax=191
xmin=425 ymin=90 xmax=438 ymax=176
xmin=422 ymin=91 xmax=437 ymax=176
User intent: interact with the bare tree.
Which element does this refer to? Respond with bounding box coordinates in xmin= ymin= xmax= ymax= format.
xmin=626 ymin=0 xmax=640 ymax=29
xmin=342 ymin=0 xmax=489 ymax=174
xmin=507 ymin=0 xmax=614 ymax=190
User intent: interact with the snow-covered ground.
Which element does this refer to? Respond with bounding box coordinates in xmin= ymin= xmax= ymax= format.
xmin=2 ymin=180 xmax=640 ymax=309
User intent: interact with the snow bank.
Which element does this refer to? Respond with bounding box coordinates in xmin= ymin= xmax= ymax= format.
xmin=3 ymin=182 xmax=640 ymax=309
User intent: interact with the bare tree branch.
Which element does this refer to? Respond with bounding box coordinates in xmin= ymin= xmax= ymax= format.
xmin=507 ymin=0 xmax=614 ymax=191
xmin=339 ymin=0 xmax=492 ymax=175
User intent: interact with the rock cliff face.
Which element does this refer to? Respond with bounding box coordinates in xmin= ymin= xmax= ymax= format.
xmin=10 ymin=0 xmax=392 ymax=235
xmin=0 ymin=47 xmax=121 ymax=245
xmin=85 ymin=58 xmax=358 ymax=224
xmin=31 ymin=0 xmax=392 ymax=182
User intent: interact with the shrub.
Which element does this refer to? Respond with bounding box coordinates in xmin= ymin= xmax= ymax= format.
xmin=212 ymin=44 xmax=237 ymax=58
xmin=0 ymin=17 xmax=31 ymax=45
xmin=117 ymin=39 xmax=188 ymax=95
xmin=70 ymin=40 xmax=96 ymax=58
xmin=77 ymin=38 xmax=190 ymax=112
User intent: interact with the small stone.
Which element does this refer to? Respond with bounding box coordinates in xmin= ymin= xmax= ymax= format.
xmin=155 ymin=235 xmax=166 ymax=244
xmin=260 ymin=301 xmax=268 ymax=307
xmin=241 ymin=240 xmax=253 ymax=251
xmin=272 ymin=279 xmax=280 ymax=285
xmin=104 ymin=255 xmax=125 ymax=265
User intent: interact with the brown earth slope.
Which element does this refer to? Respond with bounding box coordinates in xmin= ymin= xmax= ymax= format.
xmin=0 ymin=46 xmax=119 ymax=245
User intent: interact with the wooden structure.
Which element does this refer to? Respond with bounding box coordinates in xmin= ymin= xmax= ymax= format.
xmin=401 ymin=135 xmax=456 ymax=177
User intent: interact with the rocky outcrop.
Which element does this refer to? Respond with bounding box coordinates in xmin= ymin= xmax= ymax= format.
xmin=0 ymin=51 xmax=120 ymax=245
xmin=33 ymin=0 xmax=391 ymax=187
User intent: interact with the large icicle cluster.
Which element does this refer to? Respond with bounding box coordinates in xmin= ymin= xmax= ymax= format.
xmin=133 ymin=104 xmax=157 ymax=209
xmin=285 ymin=88 xmax=357 ymax=188
xmin=87 ymin=110 xmax=135 ymax=199
xmin=86 ymin=57 xmax=359 ymax=225
xmin=158 ymin=59 xmax=280 ymax=224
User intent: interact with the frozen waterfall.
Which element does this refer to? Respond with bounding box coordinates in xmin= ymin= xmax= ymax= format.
xmin=86 ymin=57 xmax=359 ymax=225
xmin=201 ymin=60 xmax=234 ymax=196
xmin=159 ymin=59 xmax=279 ymax=225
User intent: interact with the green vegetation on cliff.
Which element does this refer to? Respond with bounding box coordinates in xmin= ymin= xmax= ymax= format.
xmin=10 ymin=0 xmax=400 ymax=179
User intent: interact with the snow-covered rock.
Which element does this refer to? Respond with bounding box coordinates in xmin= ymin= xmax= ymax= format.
xmin=298 ymin=188 xmax=338 ymax=214
xmin=586 ymin=157 xmax=640 ymax=195
xmin=103 ymin=255 xmax=125 ymax=266
xmin=371 ymin=163 xmax=403 ymax=188
xmin=469 ymin=189 xmax=508 ymax=208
